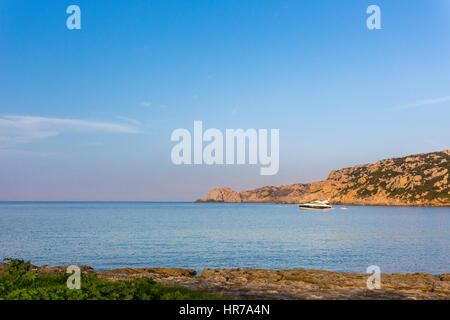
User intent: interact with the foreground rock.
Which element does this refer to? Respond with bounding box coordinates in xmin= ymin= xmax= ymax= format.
xmin=2 ymin=263 xmax=448 ymax=300
xmin=197 ymin=150 xmax=450 ymax=206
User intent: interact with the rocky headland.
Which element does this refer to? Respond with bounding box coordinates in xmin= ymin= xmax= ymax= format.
xmin=197 ymin=150 xmax=450 ymax=206
xmin=1 ymin=262 xmax=448 ymax=300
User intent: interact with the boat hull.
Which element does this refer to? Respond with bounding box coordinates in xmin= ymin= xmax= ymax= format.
xmin=299 ymin=205 xmax=332 ymax=210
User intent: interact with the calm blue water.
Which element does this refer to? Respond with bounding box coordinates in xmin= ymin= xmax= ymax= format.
xmin=0 ymin=202 xmax=448 ymax=274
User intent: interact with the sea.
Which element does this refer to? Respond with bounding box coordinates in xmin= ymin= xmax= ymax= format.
xmin=0 ymin=202 xmax=448 ymax=274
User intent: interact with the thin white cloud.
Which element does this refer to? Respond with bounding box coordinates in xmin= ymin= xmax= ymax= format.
xmin=396 ymin=96 xmax=450 ymax=109
xmin=115 ymin=116 xmax=141 ymax=125
xmin=0 ymin=148 xmax=56 ymax=157
xmin=140 ymin=101 xmax=152 ymax=107
xmin=0 ymin=115 xmax=140 ymax=146
xmin=425 ymin=140 xmax=449 ymax=151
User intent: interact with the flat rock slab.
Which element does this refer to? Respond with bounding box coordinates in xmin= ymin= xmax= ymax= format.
xmin=190 ymin=268 xmax=450 ymax=300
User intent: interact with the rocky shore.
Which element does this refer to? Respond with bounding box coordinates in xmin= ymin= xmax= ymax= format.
xmin=1 ymin=263 xmax=448 ymax=300
xmin=197 ymin=150 xmax=450 ymax=207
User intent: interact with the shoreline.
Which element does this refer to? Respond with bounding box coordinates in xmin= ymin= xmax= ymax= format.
xmin=2 ymin=262 xmax=449 ymax=300
xmin=195 ymin=201 xmax=450 ymax=207
xmin=0 ymin=201 xmax=448 ymax=207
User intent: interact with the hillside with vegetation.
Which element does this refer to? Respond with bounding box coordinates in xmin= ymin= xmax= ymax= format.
xmin=197 ymin=150 xmax=450 ymax=206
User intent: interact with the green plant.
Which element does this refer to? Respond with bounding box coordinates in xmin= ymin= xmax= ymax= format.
xmin=0 ymin=259 xmax=226 ymax=300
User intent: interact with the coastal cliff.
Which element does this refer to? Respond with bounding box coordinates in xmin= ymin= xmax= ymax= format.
xmin=196 ymin=150 xmax=450 ymax=206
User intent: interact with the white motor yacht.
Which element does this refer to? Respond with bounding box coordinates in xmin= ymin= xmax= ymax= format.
xmin=298 ymin=200 xmax=332 ymax=210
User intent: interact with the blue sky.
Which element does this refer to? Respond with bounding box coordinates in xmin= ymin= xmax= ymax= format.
xmin=0 ymin=0 xmax=449 ymax=200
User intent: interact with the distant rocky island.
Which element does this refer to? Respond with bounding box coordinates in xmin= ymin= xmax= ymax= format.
xmin=196 ymin=150 xmax=450 ymax=207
